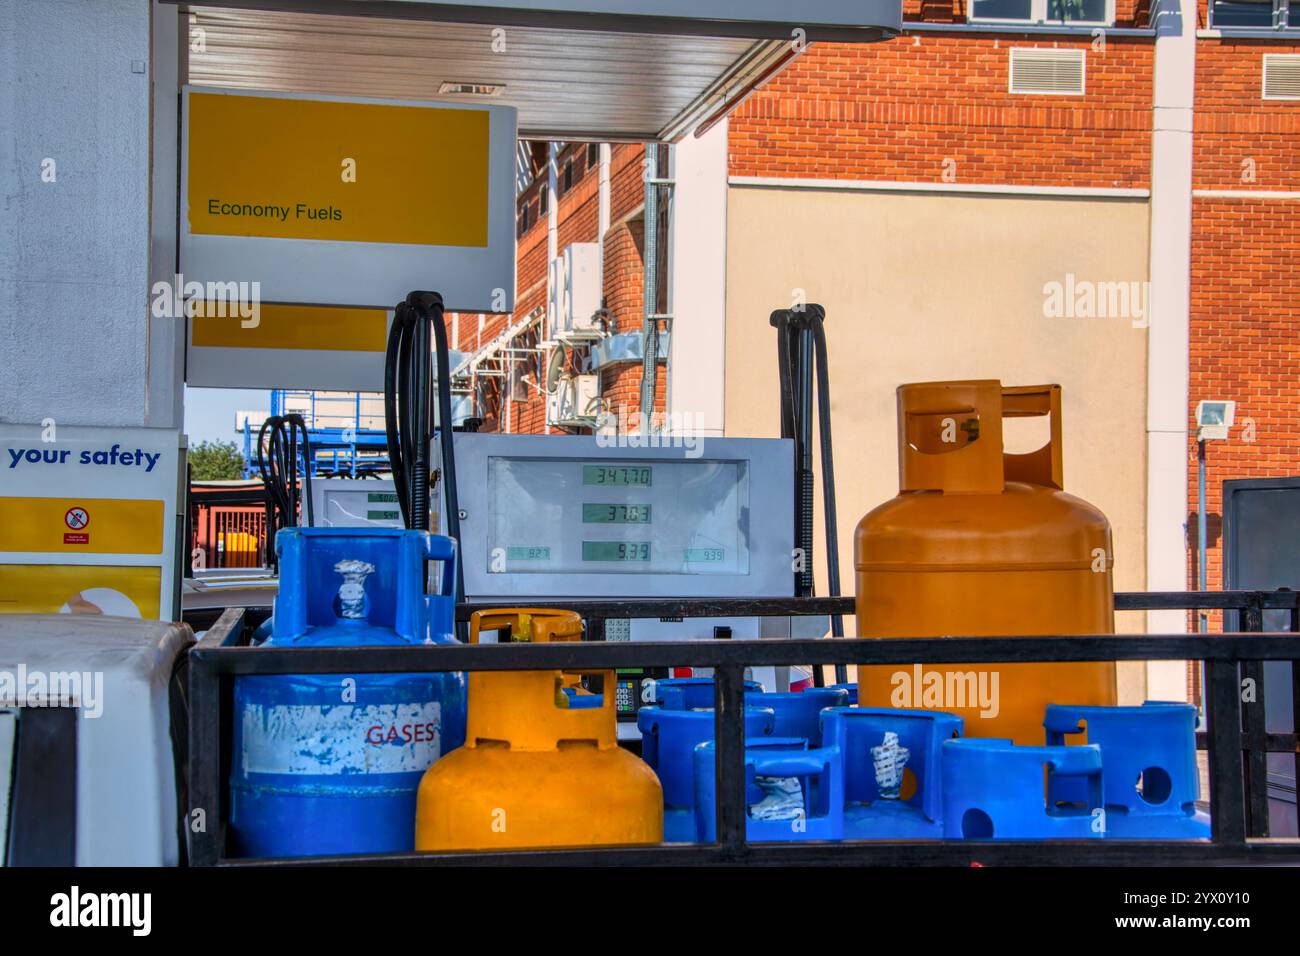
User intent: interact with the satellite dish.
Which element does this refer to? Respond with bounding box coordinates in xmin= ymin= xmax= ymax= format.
xmin=545 ymin=343 xmax=568 ymax=394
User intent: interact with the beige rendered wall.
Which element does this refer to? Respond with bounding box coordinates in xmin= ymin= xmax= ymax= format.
xmin=724 ymin=185 xmax=1151 ymax=699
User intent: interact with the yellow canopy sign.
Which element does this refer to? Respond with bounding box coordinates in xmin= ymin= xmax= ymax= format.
xmin=187 ymin=91 xmax=490 ymax=247
xmin=190 ymin=302 xmax=389 ymax=352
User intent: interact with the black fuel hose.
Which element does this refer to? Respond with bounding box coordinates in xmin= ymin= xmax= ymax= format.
xmin=256 ymin=413 xmax=313 ymax=567
xmin=770 ymin=306 xmax=846 ymax=685
xmin=808 ymin=308 xmax=846 ymax=651
xmin=383 ymin=291 xmax=465 ymax=606
xmin=384 ymin=303 xmax=414 ymax=528
xmin=771 ymin=309 xmax=807 ymax=592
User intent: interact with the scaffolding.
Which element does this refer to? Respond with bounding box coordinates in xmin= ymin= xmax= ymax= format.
xmin=241 ymin=390 xmax=390 ymax=479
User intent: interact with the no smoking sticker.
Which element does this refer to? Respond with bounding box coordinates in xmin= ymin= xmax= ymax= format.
xmin=64 ymin=506 xmax=89 ymax=544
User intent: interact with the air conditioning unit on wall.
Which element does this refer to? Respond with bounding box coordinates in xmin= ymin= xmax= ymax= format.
xmin=546 ymin=375 xmax=600 ymax=428
xmin=544 ymin=343 xmax=599 ymax=428
xmin=547 ymin=242 xmax=603 ymax=343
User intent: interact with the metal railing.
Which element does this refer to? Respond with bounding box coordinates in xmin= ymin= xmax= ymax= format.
xmin=185 ymin=590 xmax=1300 ymax=866
xmin=241 ymin=390 xmax=392 ymax=479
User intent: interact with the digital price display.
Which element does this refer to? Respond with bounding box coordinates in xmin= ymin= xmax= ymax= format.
xmin=582 ymin=503 xmax=651 ymax=524
xmin=485 ymin=455 xmax=750 ymax=575
xmin=684 ymin=547 xmax=725 ymax=563
xmin=583 ymin=465 xmax=652 ymax=487
xmin=314 ymin=479 xmax=405 ymax=529
xmin=507 ymin=546 xmax=551 ymax=562
xmin=582 ymin=541 xmax=650 ymax=562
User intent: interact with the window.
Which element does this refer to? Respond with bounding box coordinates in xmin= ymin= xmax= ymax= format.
xmin=517 ymin=202 xmax=530 ymax=238
xmin=1210 ymin=0 xmax=1300 ymax=28
xmin=587 ymin=143 xmax=600 ymax=169
xmin=972 ymin=0 xmax=1112 ymax=24
xmin=563 ymin=159 xmax=573 ymax=193
xmin=539 ymin=183 xmax=549 ymax=216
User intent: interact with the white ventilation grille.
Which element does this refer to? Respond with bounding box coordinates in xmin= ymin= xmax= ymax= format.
xmin=1263 ymin=55 xmax=1300 ymax=101
xmin=1009 ymin=48 xmax=1086 ymax=96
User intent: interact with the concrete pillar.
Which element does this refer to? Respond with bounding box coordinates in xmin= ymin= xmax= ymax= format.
xmin=0 ymin=0 xmax=181 ymax=429
xmin=666 ymin=118 xmax=729 ymax=437
xmin=148 ymin=0 xmax=184 ymax=429
xmin=1146 ymin=0 xmax=1197 ymax=699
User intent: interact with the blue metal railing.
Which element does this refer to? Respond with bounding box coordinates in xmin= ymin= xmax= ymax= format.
xmin=243 ymin=390 xmax=391 ymax=478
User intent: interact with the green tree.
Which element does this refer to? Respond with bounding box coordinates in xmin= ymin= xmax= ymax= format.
xmin=189 ymin=440 xmax=245 ymax=481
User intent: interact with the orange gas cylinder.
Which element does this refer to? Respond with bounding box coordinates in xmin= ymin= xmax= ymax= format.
xmin=855 ymin=381 xmax=1116 ymax=744
xmin=415 ymin=608 xmax=663 ymax=852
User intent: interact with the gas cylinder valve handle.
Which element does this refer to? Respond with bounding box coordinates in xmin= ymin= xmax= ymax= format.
xmin=335 ymin=559 xmax=375 ymax=621
xmin=871 ymin=731 xmax=910 ymax=799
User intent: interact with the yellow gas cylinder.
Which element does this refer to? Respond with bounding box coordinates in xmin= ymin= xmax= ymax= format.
xmin=855 ymin=381 xmax=1116 ymax=744
xmin=415 ymin=608 xmax=663 ymax=851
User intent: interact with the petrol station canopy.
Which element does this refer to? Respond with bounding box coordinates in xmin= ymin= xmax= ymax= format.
xmin=171 ymin=0 xmax=901 ymax=141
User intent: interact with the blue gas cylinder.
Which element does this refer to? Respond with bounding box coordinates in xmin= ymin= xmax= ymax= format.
xmin=230 ymin=528 xmax=467 ymax=858
xmin=744 ymin=688 xmax=850 ymax=746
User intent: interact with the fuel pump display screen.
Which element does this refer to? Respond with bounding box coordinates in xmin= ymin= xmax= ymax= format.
xmin=486 ymin=457 xmax=750 ymax=575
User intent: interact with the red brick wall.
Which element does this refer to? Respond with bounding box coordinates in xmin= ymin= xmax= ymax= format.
xmin=509 ymin=323 xmax=548 ymax=434
xmin=1188 ymin=30 xmax=1300 ymax=639
xmin=597 ymin=215 xmax=667 ymax=423
xmin=1194 ymin=38 xmax=1300 ymax=191
xmin=449 ymin=155 xmax=551 ymax=431
xmin=558 ymin=148 xmax=600 ymax=251
xmin=1188 ymin=198 xmax=1300 ymax=626
xmin=602 ymin=218 xmax=644 ymax=336
xmin=610 ymin=144 xmax=647 ymax=222
xmin=729 ymin=35 xmax=1154 ymax=189
xmin=601 ymin=363 xmax=668 ymax=425
xmin=448 ymin=141 xmax=663 ymax=434
xmin=449 ymin=169 xmax=549 ymax=355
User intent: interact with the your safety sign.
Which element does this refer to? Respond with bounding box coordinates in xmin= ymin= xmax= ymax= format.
xmin=0 ymin=424 xmax=181 ymax=621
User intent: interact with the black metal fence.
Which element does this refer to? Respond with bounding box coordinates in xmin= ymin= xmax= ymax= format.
xmin=185 ymin=590 xmax=1300 ymax=866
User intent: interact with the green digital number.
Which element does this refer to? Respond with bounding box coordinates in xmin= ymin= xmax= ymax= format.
xmin=582 ymin=541 xmax=651 ymax=562
xmin=684 ymin=548 xmax=725 ymax=563
xmin=582 ymin=503 xmax=652 ymax=524
xmin=507 ymin=546 xmax=552 ymax=561
xmin=582 ymin=465 xmax=652 ymax=487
